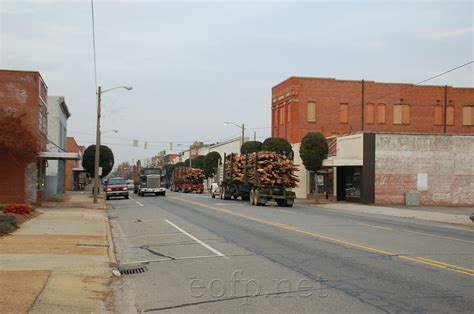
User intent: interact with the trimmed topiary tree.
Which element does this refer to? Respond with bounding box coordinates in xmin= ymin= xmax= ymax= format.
xmin=204 ymin=152 xmax=222 ymax=178
xmin=299 ymin=132 xmax=328 ymax=200
xmin=82 ymin=145 xmax=115 ymax=178
xmin=262 ymin=137 xmax=294 ymax=159
xmin=240 ymin=141 xmax=263 ymax=155
xmin=192 ymin=155 xmax=206 ymax=170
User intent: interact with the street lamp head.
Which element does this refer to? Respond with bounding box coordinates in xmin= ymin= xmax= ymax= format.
xmin=112 ymin=129 xmax=119 ymax=133
xmin=123 ymin=86 xmax=133 ymax=91
xmin=224 ymin=122 xmax=229 ymax=126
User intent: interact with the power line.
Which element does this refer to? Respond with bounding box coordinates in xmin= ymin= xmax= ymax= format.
xmin=368 ymin=60 xmax=474 ymax=104
xmin=90 ymin=0 xmax=98 ymax=90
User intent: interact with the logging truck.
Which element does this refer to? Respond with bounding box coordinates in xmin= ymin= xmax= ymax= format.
xmin=217 ymin=151 xmax=297 ymax=207
xmin=170 ymin=167 xmax=205 ymax=193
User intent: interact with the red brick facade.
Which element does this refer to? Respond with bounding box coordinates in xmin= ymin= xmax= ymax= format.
xmin=0 ymin=70 xmax=48 ymax=203
xmin=272 ymin=77 xmax=474 ymax=143
xmin=65 ymin=137 xmax=81 ymax=191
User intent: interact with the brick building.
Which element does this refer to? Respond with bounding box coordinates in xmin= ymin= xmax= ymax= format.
xmin=0 ymin=70 xmax=80 ymax=203
xmin=0 ymin=70 xmax=49 ymax=203
xmin=272 ymin=77 xmax=474 ymax=142
xmin=272 ymin=77 xmax=474 ymax=205
xmin=65 ymin=137 xmax=86 ymax=191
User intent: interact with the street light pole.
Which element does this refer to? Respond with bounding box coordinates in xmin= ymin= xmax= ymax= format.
xmin=92 ymin=85 xmax=132 ymax=204
xmin=224 ymin=121 xmax=245 ymax=148
xmin=93 ymin=86 xmax=102 ymax=203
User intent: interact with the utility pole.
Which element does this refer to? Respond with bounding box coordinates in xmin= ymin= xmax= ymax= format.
xmin=361 ymin=79 xmax=365 ymax=131
xmin=254 ymin=131 xmax=256 ymax=142
xmin=93 ymin=86 xmax=102 ymax=203
xmin=241 ymin=123 xmax=245 ymax=147
xmin=443 ymin=85 xmax=448 ymax=134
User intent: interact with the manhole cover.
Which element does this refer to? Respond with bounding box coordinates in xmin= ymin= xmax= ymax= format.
xmin=119 ymin=266 xmax=148 ymax=276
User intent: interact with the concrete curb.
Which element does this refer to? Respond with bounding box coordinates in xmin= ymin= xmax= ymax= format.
xmin=305 ymin=203 xmax=473 ymax=227
xmin=104 ymin=204 xmax=118 ymax=268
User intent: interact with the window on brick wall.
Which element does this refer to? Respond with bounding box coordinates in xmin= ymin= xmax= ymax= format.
xmin=377 ymin=104 xmax=386 ymax=124
xmin=365 ymin=103 xmax=374 ymax=124
xmin=446 ymin=106 xmax=455 ymax=126
xmin=307 ymin=102 xmax=316 ymax=122
xmin=434 ymin=105 xmax=443 ymax=125
xmin=339 ymin=103 xmax=348 ymax=123
xmin=463 ymin=106 xmax=474 ymax=126
xmin=280 ymin=107 xmax=284 ymax=125
xmin=38 ymin=105 xmax=47 ymax=134
xmin=393 ymin=104 xmax=410 ymax=125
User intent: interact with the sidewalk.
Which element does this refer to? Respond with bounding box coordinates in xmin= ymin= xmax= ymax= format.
xmin=0 ymin=194 xmax=115 ymax=313
xmin=296 ymin=199 xmax=474 ymax=227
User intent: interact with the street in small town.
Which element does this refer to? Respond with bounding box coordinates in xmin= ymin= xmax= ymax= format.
xmin=1 ymin=1 xmax=474 ymax=313
xmin=107 ymin=193 xmax=474 ymax=313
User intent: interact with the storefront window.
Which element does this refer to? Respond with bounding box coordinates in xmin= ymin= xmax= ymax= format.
xmin=345 ymin=167 xmax=361 ymax=198
xmin=317 ymin=169 xmax=334 ymax=195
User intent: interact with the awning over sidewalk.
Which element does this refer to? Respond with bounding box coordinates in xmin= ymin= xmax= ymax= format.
xmin=39 ymin=152 xmax=81 ymax=160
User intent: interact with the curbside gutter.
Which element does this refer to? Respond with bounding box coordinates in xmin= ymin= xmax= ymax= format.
xmin=104 ymin=203 xmax=118 ymax=269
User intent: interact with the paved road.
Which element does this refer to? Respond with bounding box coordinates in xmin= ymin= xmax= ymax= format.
xmin=108 ymin=192 xmax=474 ymax=313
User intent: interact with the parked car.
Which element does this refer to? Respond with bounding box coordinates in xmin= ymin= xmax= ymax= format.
xmin=126 ymin=179 xmax=134 ymax=190
xmin=105 ymin=177 xmax=129 ymax=200
xmin=210 ymin=182 xmax=220 ymax=198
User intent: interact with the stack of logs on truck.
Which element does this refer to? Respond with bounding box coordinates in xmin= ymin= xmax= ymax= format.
xmin=218 ymin=151 xmax=299 ymax=207
xmin=171 ymin=167 xmax=205 ymax=193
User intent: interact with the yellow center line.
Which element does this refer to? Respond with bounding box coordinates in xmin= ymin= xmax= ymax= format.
xmin=169 ymin=196 xmax=474 ymax=277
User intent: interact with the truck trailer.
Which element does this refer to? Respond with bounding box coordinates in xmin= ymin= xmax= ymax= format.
xmin=170 ymin=167 xmax=205 ymax=193
xmin=217 ymin=151 xmax=298 ymax=207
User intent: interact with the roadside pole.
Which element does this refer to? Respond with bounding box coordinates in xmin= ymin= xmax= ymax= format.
xmin=93 ymin=86 xmax=101 ymax=203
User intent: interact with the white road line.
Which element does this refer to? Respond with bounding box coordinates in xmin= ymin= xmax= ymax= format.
xmin=129 ymin=197 xmax=134 ymax=200
xmin=165 ymin=219 xmax=227 ymax=258
xmin=136 ymin=201 xmax=144 ymax=207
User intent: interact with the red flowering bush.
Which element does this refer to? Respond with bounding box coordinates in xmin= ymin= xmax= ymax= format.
xmin=3 ymin=203 xmax=33 ymax=215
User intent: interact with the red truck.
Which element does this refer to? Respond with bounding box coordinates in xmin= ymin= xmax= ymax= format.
xmin=170 ymin=167 xmax=204 ymax=193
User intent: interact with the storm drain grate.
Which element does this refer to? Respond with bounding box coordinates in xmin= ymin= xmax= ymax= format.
xmin=119 ymin=266 xmax=148 ymax=276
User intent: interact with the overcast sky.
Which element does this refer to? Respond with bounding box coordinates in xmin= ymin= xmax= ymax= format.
xmin=1 ymin=0 xmax=473 ymax=164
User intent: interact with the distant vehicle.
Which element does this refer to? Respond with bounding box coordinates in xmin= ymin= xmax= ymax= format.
xmin=137 ymin=168 xmax=166 ymax=197
xmin=211 ymin=182 xmax=220 ymax=198
xmin=170 ymin=167 xmax=204 ymax=193
xmin=105 ymin=177 xmax=129 ymax=200
xmin=126 ymin=179 xmax=134 ymax=190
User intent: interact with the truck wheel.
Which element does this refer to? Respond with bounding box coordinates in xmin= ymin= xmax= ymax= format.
xmin=223 ymin=188 xmax=231 ymax=200
xmin=276 ymin=199 xmax=285 ymax=207
xmin=254 ymin=190 xmax=261 ymax=206
xmin=162 ymin=192 xmax=166 ymax=196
